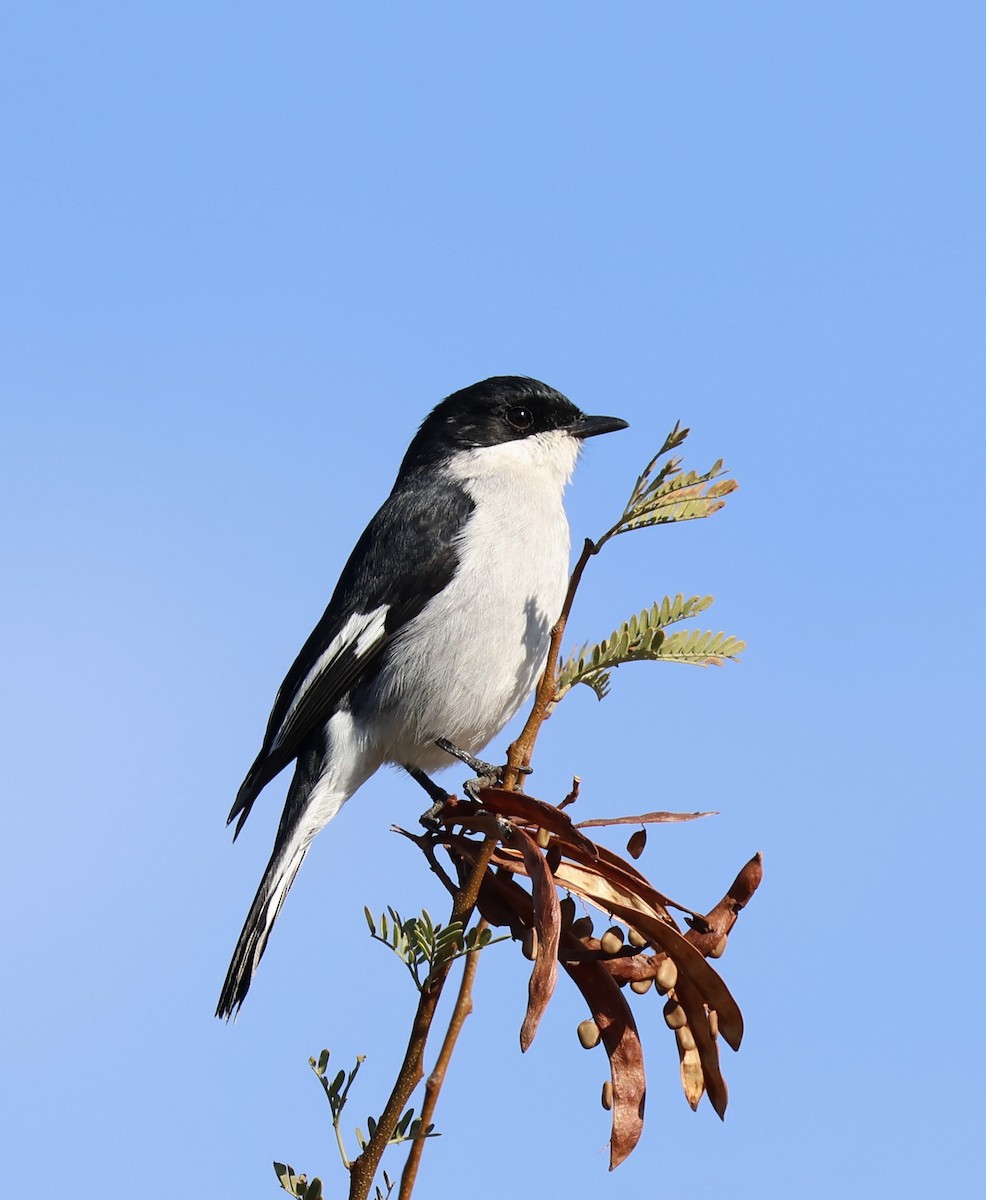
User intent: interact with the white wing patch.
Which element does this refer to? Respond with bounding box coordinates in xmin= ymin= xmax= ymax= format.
xmin=269 ymin=605 xmax=389 ymax=751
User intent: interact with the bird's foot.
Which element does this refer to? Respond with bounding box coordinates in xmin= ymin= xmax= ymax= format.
xmin=434 ymin=737 xmax=532 ymax=799
xmin=463 ymin=773 xmax=499 ymax=800
xmin=418 ymin=797 xmax=450 ymax=831
xmin=405 ymin=765 xmax=454 ymax=829
xmin=406 ymin=761 xmax=517 ymax=841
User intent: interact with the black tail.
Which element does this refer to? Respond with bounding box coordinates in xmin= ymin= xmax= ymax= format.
xmin=217 ymin=739 xmax=327 ymax=1019
xmin=216 ymin=830 xmax=311 ymax=1019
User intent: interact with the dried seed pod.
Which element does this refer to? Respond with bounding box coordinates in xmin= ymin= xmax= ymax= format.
xmin=676 ymin=1024 xmax=697 ymax=1052
xmin=630 ymin=978 xmax=653 ymax=995
xmin=663 ymin=999 xmax=687 ymax=1030
xmin=628 ymin=928 xmax=648 ymax=949
xmin=655 ymin=957 xmax=678 ymax=992
xmin=577 ymin=1019 xmax=601 ymax=1049
xmin=536 ymin=826 xmax=551 ymax=849
xmin=601 ymin=1080 xmax=613 ymax=1111
xmin=708 ymin=934 xmax=728 ymax=959
xmin=600 ymin=927 xmax=625 ymax=955
xmin=521 ymin=928 xmax=538 ymax=961
xmin=571 ymin=915 xmax=594 ymax=939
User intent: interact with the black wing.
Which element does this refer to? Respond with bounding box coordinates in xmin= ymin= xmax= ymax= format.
xmin=227 ymin=470 xmax=474 ymax=835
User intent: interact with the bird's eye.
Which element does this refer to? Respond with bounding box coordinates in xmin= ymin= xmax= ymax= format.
xmin=505 ymin=405 xmax=534 ymax=431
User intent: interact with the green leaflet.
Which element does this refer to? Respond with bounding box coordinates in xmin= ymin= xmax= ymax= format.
xmin=556 ymin=596 xmax=745 ymax=702
xmin=365 ymin=906 xmax=507 ymax=990
xmin=595 ymin=422 xmax=737 ymax=548
xmin=553 ymin=424 xmax=744 ymax=706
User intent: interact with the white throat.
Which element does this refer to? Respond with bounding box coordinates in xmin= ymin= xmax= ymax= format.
xmin=448 ymin=429 xmax=581 ymax=498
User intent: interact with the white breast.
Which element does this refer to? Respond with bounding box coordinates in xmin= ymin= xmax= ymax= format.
xmin=373 ymin=430 xmax=579 ymax=770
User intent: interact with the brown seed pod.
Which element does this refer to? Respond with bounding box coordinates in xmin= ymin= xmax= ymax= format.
xmin=521 ymin=927 xmax=538 ymax=961
xmin=601 ymin=1080 xmax=613 ymax=1111
xmin=600 ymin=927 xmax=625 ymax=955
xmin=559 ymin=897 xmax=577 ymax=928
xmin=577 ymin=1019 xmax=601 ymax=1049
xmin=663 ymin=999 xmax=687 ymax=1030
xmin=626 ymin=828 xmax=647 ymax=859
xmin=630 ymin=978 xmax=653 ymax=995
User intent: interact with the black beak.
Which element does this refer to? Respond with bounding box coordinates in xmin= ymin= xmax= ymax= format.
xmin=568 ymin=413 xmax=630 ymax=439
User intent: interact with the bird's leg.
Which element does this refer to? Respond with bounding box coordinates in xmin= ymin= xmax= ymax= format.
xmin=434 ymin=737 xmax=532 ymax=800
xmin=405 ymin=765 xmax=453 ymax=829
xmin=406 ymin=761 xmax=514 ymax=842
xmin=434 ymin=737 xmax=497 ymax=778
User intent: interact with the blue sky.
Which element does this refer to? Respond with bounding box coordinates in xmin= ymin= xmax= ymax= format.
xmin=2 ymin=3 xmax=983 ymax=1197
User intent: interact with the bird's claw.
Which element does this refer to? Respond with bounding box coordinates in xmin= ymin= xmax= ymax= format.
xmin=435 ymin=737 xmax=532 ymax=795
xmin=461 ymin=763 xmax=531 ymax=799
xmin=418 ymin=799 xmax=447 ymax=831
xmin=463 ymin=773 xmax=496 ymax=801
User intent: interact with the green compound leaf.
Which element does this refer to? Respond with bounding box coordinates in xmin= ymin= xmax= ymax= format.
xmin=556 ymin=596 xmax=744 ymax=702
xmin=658 ymin=629 xmax=747 ymax=665
xmin=366 ymin=907 xmax=503 ymax=990
xmin=596 ymin=423 xmax=737 ymax=548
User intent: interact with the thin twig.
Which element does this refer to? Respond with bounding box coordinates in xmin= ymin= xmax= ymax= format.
xmin=333 ymin=1107 xmax=352 ymax=1171
xmin=503 ymin=537 xmax=598 ymax=789
xmin=398 ymin=918 xmax=488 ymax=1200
xmin=347 ymin=834 xmax=499 ymax=1200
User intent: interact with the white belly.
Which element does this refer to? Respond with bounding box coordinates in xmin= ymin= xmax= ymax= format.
xmin=369 ymin=433 xmax=576 ymax=770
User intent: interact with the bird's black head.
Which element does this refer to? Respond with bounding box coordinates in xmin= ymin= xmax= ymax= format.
xmin=399 ymin=376 xmax=628 ymax=474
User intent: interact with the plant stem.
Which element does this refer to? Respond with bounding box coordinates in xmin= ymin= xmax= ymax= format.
xmin=333 ymin=1110 xmax=352 ymax=1171
xmin=503 ymin=537 xmax=598 ymax=790
xmin=397 ymin=918 xmax=488 ymax=1200
xmin=347 ymin=835 xmax=499 ymax=1200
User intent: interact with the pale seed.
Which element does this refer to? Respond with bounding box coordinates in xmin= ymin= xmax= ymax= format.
xmin=676 ymin=1025 xmax=696 ymax=1052
xmin=655 ymin=957 xmax=678 ymax=991
xmin=571 ymin=916 xmax=594 ymax=939
xmin=708 ymin=934 xmax=728 ymax=959
xmin=663 ymin=1000 xmax=687 ymax=1030
xmin=577 ymin=1019 xmax=601 ymax=1049
xmin=600 ymin=928 xmax=625 ymax=955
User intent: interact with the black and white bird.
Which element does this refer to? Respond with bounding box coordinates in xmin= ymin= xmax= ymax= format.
xmin=217 ymin=376 xmax=627 ymax=1018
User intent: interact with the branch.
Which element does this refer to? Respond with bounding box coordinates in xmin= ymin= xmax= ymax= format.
xmin=502 ymin=537 xmax=598 ymax=788
xmin=347 ymin=835 xmax=499 ymax=1200
xmin=397 ymin=920 xmax=487 ymax=1200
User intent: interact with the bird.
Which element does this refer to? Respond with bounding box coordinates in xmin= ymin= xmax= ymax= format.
xmin=217 ymin=375 xmax=628 ymax=1018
